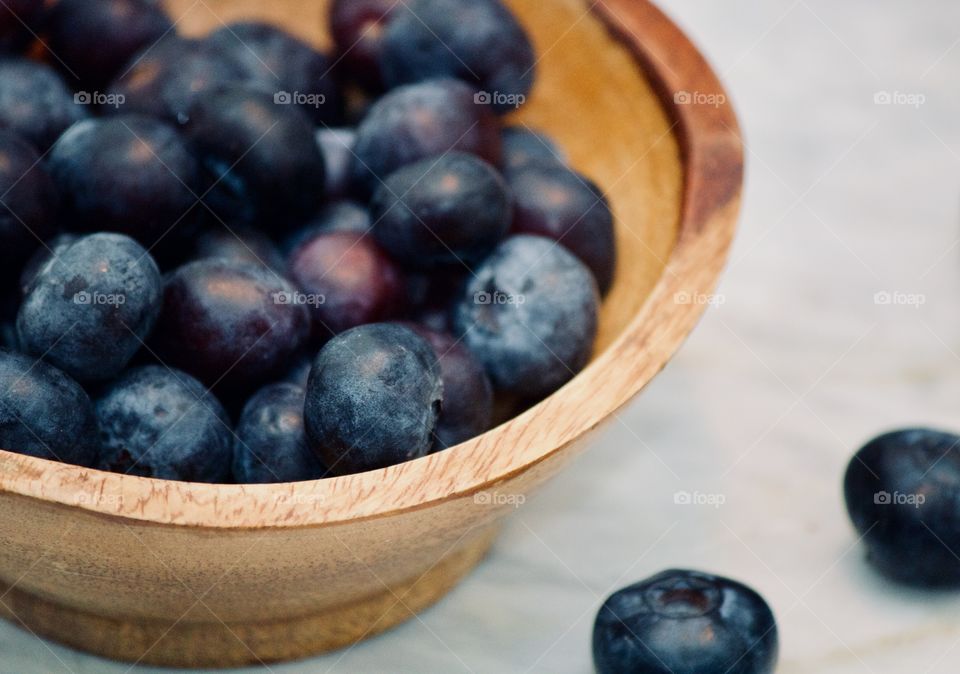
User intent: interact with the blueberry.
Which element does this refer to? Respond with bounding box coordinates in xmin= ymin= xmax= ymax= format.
xmin=0 ymin=58 xmax=87 ymax=150
xmin=233 ymin=382 xmax=326 ymax=483
xmin=502 ymin=126 xmax=566 ymax=170
xmin=184 ymin=87 xmax=326 ymax=229
xmin=329 ymin=0 xmax=400 ymax=90
xmin=507 ymin=162 xmax=616 ymax=295
xmin=379 ymin=0 xmax=535 ymax=114
xmin=191 ymin=225 xmax=285 ymax=272
xmin=593 ymin=569 xmax=778 ymax=674
xmin=453 ymin=235 xmax=598 ymax=400
xmin=17 ymin=233 xmax=162 ymax=383
xmin=95 ymin=365 xmax=233 ymax=482
xmin=304 ymin=323 xmax=442 ymax=475
xmin=106 ymin=37 xmax=248 ymax=125
xmin=152 ymin=259 xmax=311 ymax=393
xmin=844 ymin=428 xmax=960 ymax=586
xmin=315 ymin=127 xmax=356 ymax=200
xmin=206 ymin=21 xmax=342 ymax=125
xmin=282 ymin=201 xmax=371 ymax=254
xmin=350 ymin=78 xmax=501 ymax=197
xmin=19 ymin=234 xmax=77 ymax=297
xmin=371 ymin=152 xmax=512 ymax=269
xmin=0 ymin=130 xmax=58 ymax=276
xmin=46 ymin=0 xmax=174 ymax=89
xmin=287 ymin=231 xmax=404 ymax=338
xmin=48 ymin=115 xmax=200 ymax=248
xmin=405 ymin=324 xmax=493 ymax=450
xmin=0 ymin=348 xmax=99 ymax=467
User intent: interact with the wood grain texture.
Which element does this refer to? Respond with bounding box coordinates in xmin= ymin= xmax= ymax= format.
xmin=0 ymin=0 xmax=742 ymax=666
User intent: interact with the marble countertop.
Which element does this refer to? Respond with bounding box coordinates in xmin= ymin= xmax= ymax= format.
xmin=5 ymin=0 xmax=960 ymax=672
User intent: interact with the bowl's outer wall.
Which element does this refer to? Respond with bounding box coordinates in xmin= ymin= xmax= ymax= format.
xmin=0 ymin=0 xmax=741 ymax=666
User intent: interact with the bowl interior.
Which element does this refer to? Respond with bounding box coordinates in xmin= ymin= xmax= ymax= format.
xmin=165 ymin=0 xmax=684 ymax=355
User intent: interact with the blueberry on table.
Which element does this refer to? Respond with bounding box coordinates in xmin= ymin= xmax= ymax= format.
xmin=106 ymin=37 xmax=248 ymax=125
xmin=507 ymin=162 xmax=616 ymax=295
xmin=0 ymin=58 xmax=87 ymax=150
xmin=48 ymin=115 xmax=200 ymax=248
xmin=46 ymin=0 xmax=174 ymax=89
xmin=453 ymin=235 xmax=599 ymax=400
xmin=315 ymin=128 xmax=357 ymax=200
xmin=0 ymin=349 xmax=99 ymax=467
xmin=350 ymin=78 xmax=502 ymax=197
xmin=184 ymin=88 xmax=326 ymax=230
xmin=379 ymin=0 xmax=535 ymax=114
xmin=844 ymin=428 xmax=960 ymax=586
xmin=233 ymin=382 xmax=326 ymax=483
xmin=405 ymin=325 xmax=493 ymax=450
xmin=371 ymin=152 xmax=512 ymax=270
xmin=206 ymin=21 xmax=342 ymax=125
xmin=282 ymin=201 xmax=371 ymax=255
xmin=191 ymin=225 xmax=285 ymax=272
xmin=304 ymin=323 xmax=442 ymax=475
xmin=329 ymin=0 xmax=401 ymax=90
xmin=95 ymin=365 xmax=233 ymax=482
xmin=17 ymin=233 xmax=163 ymax=383
xmin=502 ymin=126 xmax=566 ymax=170
xmin=287 ymin=231 xmax=404 ymax=338
xmin=152 ymin=259 xmax=311 ymax=393
xmin=0 ymin=130 xmax=58 ymax=276
xmin=594 ymin=569 xmax=778 ymax=674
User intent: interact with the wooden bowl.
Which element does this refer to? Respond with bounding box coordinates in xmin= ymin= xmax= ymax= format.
xmin=0 ymin=0 xmax=741 ymax=667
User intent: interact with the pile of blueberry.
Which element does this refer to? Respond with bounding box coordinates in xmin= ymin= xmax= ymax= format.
xmin=0 ymin=0 xmax=618 ymax=483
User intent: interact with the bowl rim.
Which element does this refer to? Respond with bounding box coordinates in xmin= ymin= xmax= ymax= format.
xmin=0 ymin=0 xmax=743 ymax=529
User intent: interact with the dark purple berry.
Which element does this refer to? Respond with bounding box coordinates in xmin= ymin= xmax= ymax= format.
xmin=233 ymin=382 xmax=326 ymax=483
xmin=287 ymin=230 xmax=404 ymax=337
xmin=0 ymin=348 xmax=99 ymax=467
xmin=95 ymin=365 xmax=233 ymax=482
xmin=184 ymin=87 xmax=326 ymax=230
xmin=502 ymin=126 xmax=566 ymax=170
xmin=845 ymin=428 xmax=960 ymax=586
xmin=329 ymin=0 xmax=399 ymax=90
xmin=152 ymin=259 xmax=311 ymax=392
xmin=304 ymin=323 xmax=442 ymax=475
xmin=594 ymin=569 xmax=778 ymax=674
xmin=453 ymin=235 xmax=598 ymax=400
xmin=406 ymin=325 xmax=492 ymax=450
xmin=379 ymin=0 xmax=535 ymax=114
xmin=106 ymin=37 xmax=248 ymax=125
xmin=508 ymin=162 xmax=616 ymax=294
xmin=46 ymin=0 xmax=174 ymax=89
xmin=0 ymin=58 xmax=87 ymax=149
xmin=350 ymin=78 xmax=501 ymax=197
xmin=371 ymin=152 xmax=512 ymax=269
xmin=315 ymin=127 xmax=356 ymax=200
xmin=17 ymin=233 xmax=162 ymax=383
xmin=0 ymin=130 xmax=58 ymax=275
xmin=48 ymin=115 xmax=200 ymax=248
xmin=206 ymin=21 xmax=342 ymax=124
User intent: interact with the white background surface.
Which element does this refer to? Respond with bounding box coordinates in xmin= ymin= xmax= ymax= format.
xmin=5 ymin=0 xmax=960 ymax=672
